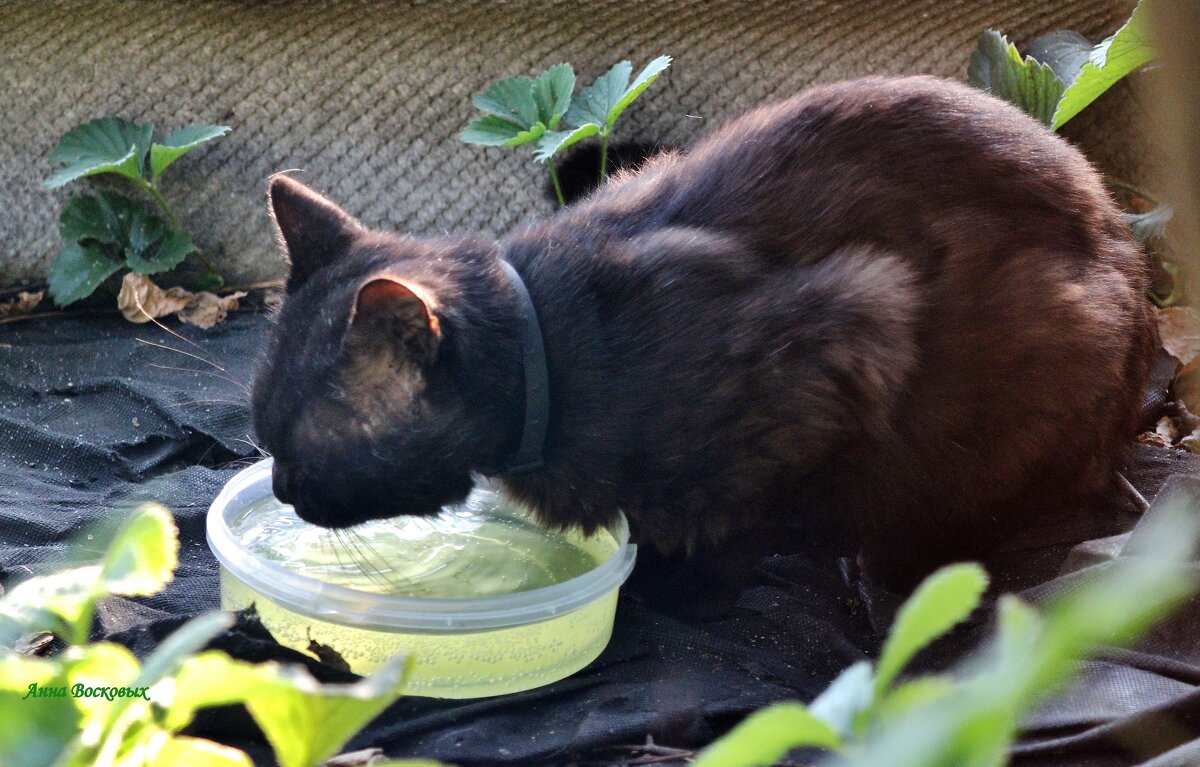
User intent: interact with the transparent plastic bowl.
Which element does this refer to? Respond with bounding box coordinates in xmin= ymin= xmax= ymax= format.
xmin=206 ymin=459 xmax=636 ymax=698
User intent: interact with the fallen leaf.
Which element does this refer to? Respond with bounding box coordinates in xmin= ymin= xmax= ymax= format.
xmin=117 ymin=272 xmax=246 ymax=328
xmin=177 ymin=289 xmax=246 ymax=329
xmin=118 ymin=272 xmax=191 ymax=323
xmin=1157 ymin=307 xmax=1200 ymax=365
xmin=1156 ymin=416 xmax=1181 ymax=444
xmin=0 ymin=290 xmax=44 ymax=319
xmin=1138 ymin=430 xmax=1172 ymax=449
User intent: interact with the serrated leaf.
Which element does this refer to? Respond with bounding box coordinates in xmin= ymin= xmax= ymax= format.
xmin=565 ymin=60 xmax=632 ymax=129
xmin=968 ymin=30 xmax=1066 ymax=126
xmin=149 ymin=124 xmax=229 ymax=181
xmin=125 ymin=221 xmax=196 ymax=275
xmin=875 ymin=563 xmax=988 ymax=694
xmin=45 ymin=117 xmax=152 ymax=188
xmin=473 ymin=75 xmax=539 ymax=128
xmin=531 ymin=63 xmax=575 ymax=129
xmin=99 ymin=504 xmax=179 ymax=597
xmin=692 ymin=702 xmax=841 ymax=767
xmin=809 ymin=661 xmax=875 ymax=738
xmin=534 ymin=123 xmax=602 ymax=162
xmin=605 ymin=55 xmax=672 ymax=130
xmin=1125 ymin=204 xmax=1173 ymax=241
xmin=48 ymin=240 xmax=123 ymax=307
xmin=565 ymin=56 xmax=672 ymax=133
xmin=461 ymin=115 xmax=545 ymax=147
xmin=57 ymin=192 xmax=193 ymax=279
xmin=1052 ymin=0 xmax=1155 ymax=129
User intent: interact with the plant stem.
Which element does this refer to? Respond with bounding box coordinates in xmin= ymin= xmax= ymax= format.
xmin=135 ymin=177 xmax=224 ymax=278
xmin=599 ymin=134 xmax=609 ymax=183
xmin=137 ymin=178 xmax=182 ymax=229
xmin=549 ymin=165 xmax=566 ymax=208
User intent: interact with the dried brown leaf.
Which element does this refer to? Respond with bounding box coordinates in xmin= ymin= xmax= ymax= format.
xmin=1157 ymin=307 xmax=1200 ymax=365
xmin=0 ymin=290 xmax=44 ymax=319
xmin=177 ymin=290 xmax=246 ymax=329
xmin=117 ymin=272 xmax=245 ymax=328
xmin=1138 ymin=430 xmax=1173 ymax=449
xmin=118 ymin=273 xmax=192 ymax=323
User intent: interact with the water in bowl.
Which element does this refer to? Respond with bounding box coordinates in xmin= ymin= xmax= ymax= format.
xmin=228 ymin=488 xmax=606 ymax=597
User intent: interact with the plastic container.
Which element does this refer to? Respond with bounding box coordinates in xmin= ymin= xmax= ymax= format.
xmin=206 ymin=459 xmax=636 ymax=698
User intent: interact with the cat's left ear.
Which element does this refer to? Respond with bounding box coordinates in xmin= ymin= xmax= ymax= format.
xmin=268 ymin=175 xmax=366 ymax=292
xmin=345 ymin=276 xmax=441 ymax=362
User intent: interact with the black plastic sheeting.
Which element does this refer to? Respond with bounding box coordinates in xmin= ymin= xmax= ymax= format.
xmin=3 ymin=311 xmax=1200 ymax=767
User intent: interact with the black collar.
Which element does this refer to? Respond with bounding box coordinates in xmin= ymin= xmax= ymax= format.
xmin=496 ymin=259 xmax=549 ymax=476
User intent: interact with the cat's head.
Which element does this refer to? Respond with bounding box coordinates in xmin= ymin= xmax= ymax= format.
xmin=252 ymin=176 xmax=520 ymax=528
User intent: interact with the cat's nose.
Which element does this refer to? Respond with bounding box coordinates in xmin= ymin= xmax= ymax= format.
xmin=272 ymin=464 xmax=296 ymax=503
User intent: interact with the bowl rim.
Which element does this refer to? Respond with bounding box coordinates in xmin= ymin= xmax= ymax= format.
xmin=206 ymin=458 xmax=636 ymax=632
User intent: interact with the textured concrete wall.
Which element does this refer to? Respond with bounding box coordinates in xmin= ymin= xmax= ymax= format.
xmin=0 ymin=0 xmax=1147 ymax=287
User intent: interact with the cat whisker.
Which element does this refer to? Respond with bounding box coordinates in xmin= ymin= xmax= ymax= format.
xmin=143 ymin=360 xmax=252 ymax=398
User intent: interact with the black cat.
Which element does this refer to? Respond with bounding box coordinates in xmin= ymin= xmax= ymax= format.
xmin=253 ymin=76 xmax=1156 ymax=611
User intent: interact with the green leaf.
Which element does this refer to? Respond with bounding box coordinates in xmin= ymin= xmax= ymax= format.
xmin=60 ymin=194 xmax=125 ymax=246
xmin=0 ymin=654 xmax=81 ymax=767
xmin=47 ymin=241 xmax=122 ymax=307
xmin=154 ymin=736 xmax=253 ymax=767
xmin=531 ymin=63 xmax=575 ymax=129
xmin=0 ymin=566 xmax=103 ymax=644
xmin=968 ymin=30 xmax=1067 ymax=126
xmin=566 ymin=56 xmax=672 ymax=132
xmin=605 ymin=55 xmax=672 ymax=130
xmin=169 ymin=652 xmax=412 ymax=767
xmin=45 ymin=117 xmax=153 ymax=188
xmin=134 ymin=612 xmax=232 ymax=691
xmin=196 ymin=271 xmax=225 ymax=292
xmin=566 ymin=60 xmax=632 ymax=128
xmin=877 ymin=675 xmax=957 ymax=720
xmin=534 ymin=123 xmax=602 ymax=162
xmin=875 ymin=563 xmax=988 ymax=694
xmin=125 ymin=218 xmax=196 ymax=275
xmin=460 ymin=115 xmax=546 ymax=147
xmin=99 ymin=504 xmax=179 ymax=596
xmin=473 ymin=75 xmax=540 ymax=128
xmin=808 ymin=661 xmax=875 ymax=738
xmin=1125 ymin=205 xmax=1173 ymax=241
xmin=149 ymin=124 xmax=230 ymax=182
xmin=692 ymin=702 xmax=841 ymax=767
xmin=57 ymin=192 xmax=194 ymax=281
xmin=1026 ymin=30 xmax=1094 ymax=86
xmin=1052 ymin=0 xmax=1155 ymax=129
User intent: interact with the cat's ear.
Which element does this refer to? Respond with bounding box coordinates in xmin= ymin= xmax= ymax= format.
xmin=268 ymin=175 xmax=365 ymax=292
xmin=345 ymin=276 xmax=441 ymax=362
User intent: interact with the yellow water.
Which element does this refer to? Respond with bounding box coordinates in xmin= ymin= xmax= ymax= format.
xmin=228 ymin=495 xmax=607 ymax=597
xmin=220 ymin=493 xmax=621 ymax=698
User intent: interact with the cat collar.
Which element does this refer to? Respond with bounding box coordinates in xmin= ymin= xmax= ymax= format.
xmin=498 ymin=259 xmax=549 ymax=476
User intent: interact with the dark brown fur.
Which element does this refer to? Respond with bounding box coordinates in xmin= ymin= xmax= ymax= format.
xmin=253 ymin=76 xmax=1156 ymax=603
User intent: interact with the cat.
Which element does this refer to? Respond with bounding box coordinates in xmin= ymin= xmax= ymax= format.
xmin=252 ymin=75 xmax=1156 ymax=611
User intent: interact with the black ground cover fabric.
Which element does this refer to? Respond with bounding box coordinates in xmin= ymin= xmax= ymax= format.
xmin=2 ymin=311 xmax=1200 ymax=766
